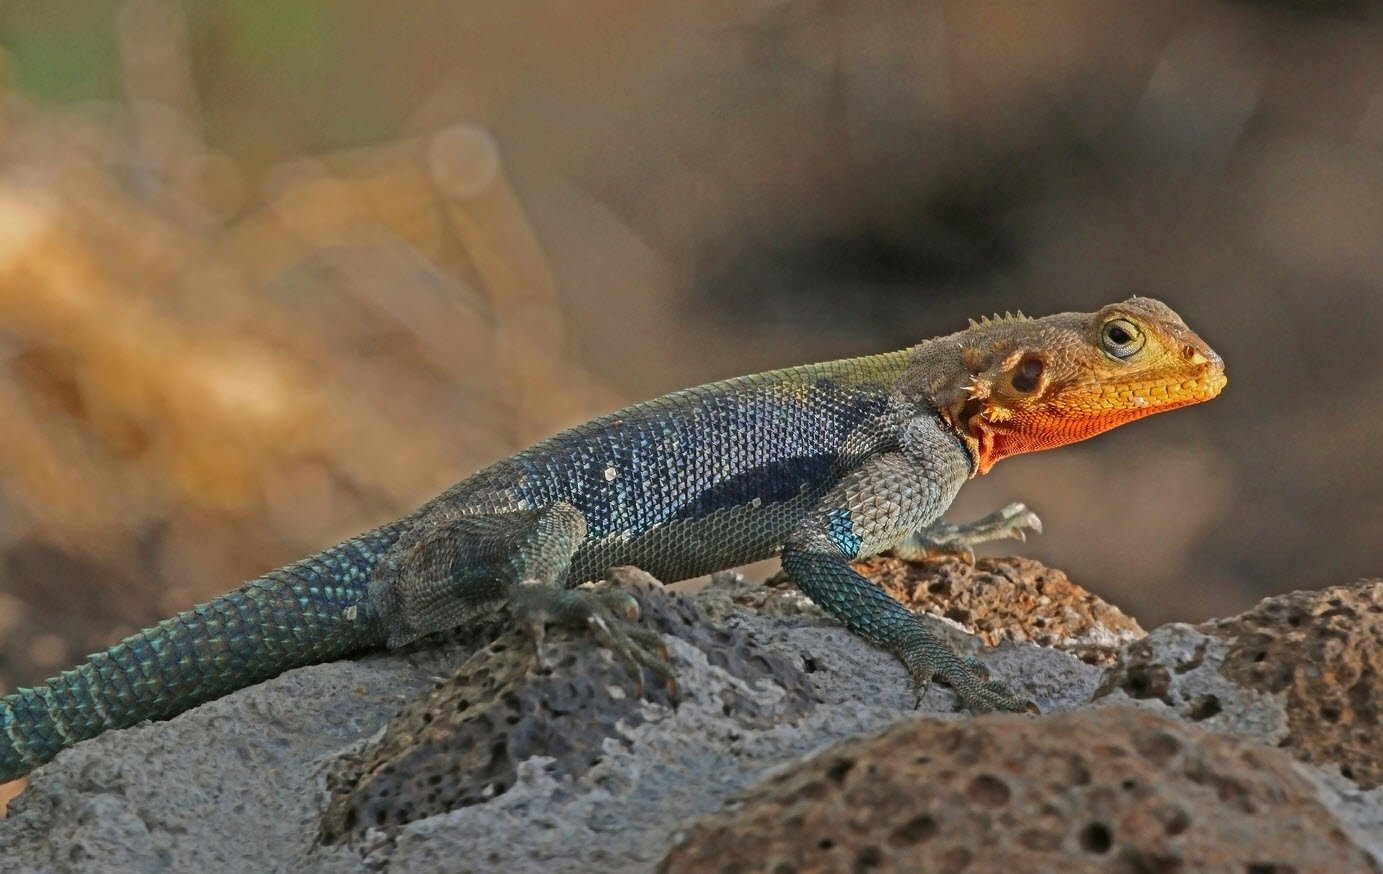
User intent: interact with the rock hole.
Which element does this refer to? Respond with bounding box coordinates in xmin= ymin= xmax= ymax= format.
xmin=489 ymin=739 xmax=508 ymax=765
xmin=1189 ymin=695 xmax=1221 ymax=721
xmin=786 ymin=780 xmax=827 ymax=803
xmin=965 ymin=774 xmax=1011 ymax=807
xmin=1079 ymin=823 xmax=1112 ymax=854
xmin=1066 ymin=758 xmax=1092 ymax=786
xmin=888 ymin=815 xmax=938 ymax=846
xmin=1124 ymin=665 xmax=1173 ymax=703
xmin=1164 ymin=808 xmax=1190 ymax=837
xmin=826 ymin=758 xmax=855 ymax=784
xmin=802 ymin=655 xmax=819 ymax=673
xmin=944 ymin=607 xmax=972 ymax=624
xmin=854 ymin=846 xmax=883 ymax=870
xmin=818 ymin=838 xmax=835 ymax=850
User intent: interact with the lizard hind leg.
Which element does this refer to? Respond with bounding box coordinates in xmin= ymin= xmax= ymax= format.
xmin=372 ymin=501 xmax=673 ymax=692
xmin=893 ymin=502 xmax=1043 ymax=564
xmin=371 ymin=501 xmax=590 ymax=648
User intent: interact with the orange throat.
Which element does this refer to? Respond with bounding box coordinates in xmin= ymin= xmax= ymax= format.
xmin=964 ymin=399 xmax=1206 ymax=475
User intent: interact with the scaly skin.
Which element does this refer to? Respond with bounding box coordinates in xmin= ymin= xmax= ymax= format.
xmin=0 ymin=297 xmax=1225 ymax=783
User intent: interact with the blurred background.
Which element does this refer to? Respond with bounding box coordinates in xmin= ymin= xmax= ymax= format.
xmin=0 ymin=2 xmax=1378 ymax=708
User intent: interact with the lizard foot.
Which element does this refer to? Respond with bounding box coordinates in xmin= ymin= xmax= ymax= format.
xmin=508 ymin=581 xmax=677 ymax=697
xmin=901 ymin=638 xmax=1038 ymax=715
xmin=897 ymin=502 xmax=1043 ymax=564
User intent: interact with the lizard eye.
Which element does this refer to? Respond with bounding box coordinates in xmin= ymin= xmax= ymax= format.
xmin=1101 ymin=319 xmax=1144 ymax=359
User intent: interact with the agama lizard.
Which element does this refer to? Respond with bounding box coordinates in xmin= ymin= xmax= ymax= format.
xmin=0 ymin=297 xmax=1225 ymax=783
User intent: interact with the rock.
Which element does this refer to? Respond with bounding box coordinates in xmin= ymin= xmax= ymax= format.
xmin=1099 ymin=579 xmax=1383 ymax=788
xmin=320 ymin=568 xmax=818 ymax=843
xmin=739 ymin=555 xmax=1145 ymax=669
xmin=657 ymin=706 xmax=1380 ymax=873
xmin=0 ymin=559 xmax=1377 ymax=872
xmin=0 ymin=642 xmax=472 ymax=874
xmin=856 ymin=554 xmax=1145 ymax=665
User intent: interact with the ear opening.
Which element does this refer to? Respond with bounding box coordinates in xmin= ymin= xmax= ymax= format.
xmin=1009 ymin=354 xmax=1045 ymax=394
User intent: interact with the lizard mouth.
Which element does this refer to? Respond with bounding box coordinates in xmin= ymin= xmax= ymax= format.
xmin=1129 ymin=368 xmax=1226 ymax=412
xmin=1205 ymin=368 xmax=1228 ymax=395
xmin=1187 ymin=362 xmax=1228 ymax=403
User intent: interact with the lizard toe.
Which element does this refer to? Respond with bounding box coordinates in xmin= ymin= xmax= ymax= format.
xmin=978 ymin=678 xmax=1038 ymax=714
xmin=509 ymin=583 xmax=676 ymax=696
xmin=961 ymin=654 xmax=991 ymax=682
xmin=912 ymin=651 xmax=1032 ymax=715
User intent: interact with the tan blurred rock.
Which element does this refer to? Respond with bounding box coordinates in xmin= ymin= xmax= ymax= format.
xmin=658 ymin=707 xmax=1378 ymax=873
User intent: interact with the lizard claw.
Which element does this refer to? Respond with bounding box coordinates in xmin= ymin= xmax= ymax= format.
xmin=898 ymin=502 xmax=1043 ymax=563
xmin=910 ymin=671 xmax=935 ymax=710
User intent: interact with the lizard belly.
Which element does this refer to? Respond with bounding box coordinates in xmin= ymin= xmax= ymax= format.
xmin=567 ymin=493 xmax=816 ymax=584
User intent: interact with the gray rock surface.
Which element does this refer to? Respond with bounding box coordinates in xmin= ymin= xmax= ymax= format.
xmin=1 ymin=562 xmax=1380 ymax=872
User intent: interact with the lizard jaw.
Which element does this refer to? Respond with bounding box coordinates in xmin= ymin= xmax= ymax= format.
xmin=967 ymin=360 xmax=1226 ymax=475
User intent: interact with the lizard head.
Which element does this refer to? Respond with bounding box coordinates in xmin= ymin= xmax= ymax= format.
xmin=916 ymin=297 xmax=1227 ymax=475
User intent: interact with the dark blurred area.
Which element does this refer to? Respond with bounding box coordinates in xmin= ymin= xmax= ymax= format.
xmin=0 ymin=0 xmax=1378 ymax=701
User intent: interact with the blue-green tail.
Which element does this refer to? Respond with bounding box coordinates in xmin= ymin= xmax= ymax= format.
xmin=0 ymin=530 xmax=397 ymax=783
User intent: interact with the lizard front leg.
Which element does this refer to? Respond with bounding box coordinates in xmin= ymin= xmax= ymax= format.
xmin=892 ymin=503 xmax=1043 ymax=563
xmin=780 ymin=453 xmax=1034 ymax=713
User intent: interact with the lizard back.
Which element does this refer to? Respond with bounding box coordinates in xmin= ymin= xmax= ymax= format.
xmin=429 ymin=350 xmax=917 ymax=583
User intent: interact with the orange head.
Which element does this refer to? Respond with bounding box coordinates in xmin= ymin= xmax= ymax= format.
xmin=909 ymin=297 xmax=1227 ymax=474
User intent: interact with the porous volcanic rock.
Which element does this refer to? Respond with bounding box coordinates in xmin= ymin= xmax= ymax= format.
xmin=745 ymin=555 xmax=1144 ymax=667
xmin=657 ymin=706 xmax=1378 ymax=873
xmin=860 ymin=554 xmax=1145 ymax=663
xmin=321 ymin=568 xmax=818 ymax=843
xmin=1100 ymin=579 xmax=1383 ymax=788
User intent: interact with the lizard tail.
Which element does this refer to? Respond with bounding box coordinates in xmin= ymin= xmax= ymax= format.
xmin=0 ymin=533 xmax=396 ymax=784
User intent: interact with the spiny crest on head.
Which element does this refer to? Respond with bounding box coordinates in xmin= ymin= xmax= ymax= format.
xmin=966 ymin=310 xmax=1028 ymax=329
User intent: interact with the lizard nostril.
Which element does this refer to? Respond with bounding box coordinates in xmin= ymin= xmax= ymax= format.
xmin=1183 ymin=344 xmax=1205 ymax=364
